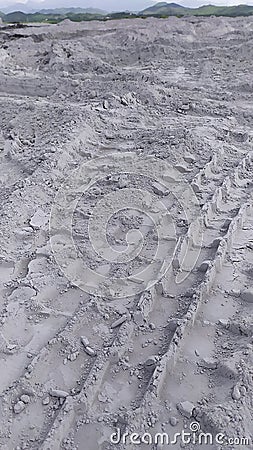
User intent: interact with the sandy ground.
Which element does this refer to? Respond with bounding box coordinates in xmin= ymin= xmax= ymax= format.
xmin=0 ymin=15 xmax=253 ymax=450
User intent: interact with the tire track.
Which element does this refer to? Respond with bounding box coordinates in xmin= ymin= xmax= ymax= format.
xmin=36 ymin=150 xmax=253 ymax=450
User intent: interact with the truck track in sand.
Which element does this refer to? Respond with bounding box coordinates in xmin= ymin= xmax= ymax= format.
xmin=0 ymin=15 xmax=253 ymax=450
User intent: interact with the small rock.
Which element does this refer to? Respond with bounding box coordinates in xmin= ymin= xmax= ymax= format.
xmin=69 ymin=352 xmax=78 ymax=361
xmin=172 ymin=258 xmax=180 ymax=270
xmin=20 ymin=395 xmax=30 ymax=404
xmin=192 ymin=182 xmax=201 ymax=193
xmin=80 ymin=336 xmax=90 ymax=347
xmin=198 ymin=260 xmax=210 ymax=273
xmin=111 ymin=315 xmax=127 ymax=329
xmin=13 ymin=401 xmax=25 ymax=414
xmin=144 ymin=356 xmax=158 ymax=368
xmin=98 ymin=393 xmax=108 ymax=403
xmin=153 ymin=181 xmax=167 ymax=196
xmin=121 ymin=97 xmax=128 ymax=106
xmin=30 ymin=209 xmax=47 ymax=228
xmin=240 ymin=385 xmax=247 ymax=396
xmin=118 ymin=175 xmax=128 ymax=188
xmin=175 ymin=164 xmax=189 ymax=173
xmin=169 ymin=416 xmax=178 ymax=426
xmin=219 ymin=355 xmax=239 ymax=378
xmin=232 ymin=385 xmax=241 ymax=400
xmin=7 ymin=344 xmax=17 ymax=351
xmin=181 ymin=104 xmax=190 ymax=111
xmin=42 ymin=396 xmax=50 ymax=405
xmin=103 ymin=100 xmax=109 ymax=109
xmin=177 ymin=401 xmax=195 ymax=418
xmin=185 ymin=290 xmax=194 ymax=298
xmin=230 ymin=289 xmax=240 ymax=297
xmin=241 ymin=289 xmax=253 ymax=303
xmin=183 ymin=152 xmax=196 ymax=164
xmin=84 ymin=346 xmax=96 ymax=357
xmin=198 ymin=357 xmax=217 ymax=370
xmin=133 ymin=311 xmax=144 ymax=325
xmin=50 ymin=389 xmax=69 ymax=399
xmin=218 ymin=319 xmax=229 ymax=328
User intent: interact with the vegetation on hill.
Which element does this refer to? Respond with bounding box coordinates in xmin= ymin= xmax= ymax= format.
xmin=1 ymin=11 xmax=106 ymax=24
xmin=140 ymin=2 xmax=186 ymax=16
xmin=39 ymin=7 xmax=107 ymax=15
xmin=0 ymin=2 xmax=253 ymax=24
xmin=140 ymin=2 xmax=253 ymax=17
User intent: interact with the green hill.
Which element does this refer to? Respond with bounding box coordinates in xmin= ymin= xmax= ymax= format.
xmin=140 ymin=2 xmax=253 ymax=17
xmin=1 ymin=3 xmax=253 ymax=24
xmin=39 ymin=7 xmax=107 ymax=15
xmin=3 ymin=11 xmax=28 ymax=22
xmin=141 ymin=2 xmax=186 ymax=15
xmin=2 ymin=10 xmax=105 ymax=24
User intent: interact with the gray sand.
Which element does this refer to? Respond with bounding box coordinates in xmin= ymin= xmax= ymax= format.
xmin=0 ymin=15 xmax=253 ymax=450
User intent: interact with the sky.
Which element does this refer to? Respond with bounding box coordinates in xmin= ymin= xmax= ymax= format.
xmin=1 ymin=0 xmax=253 ymax=12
